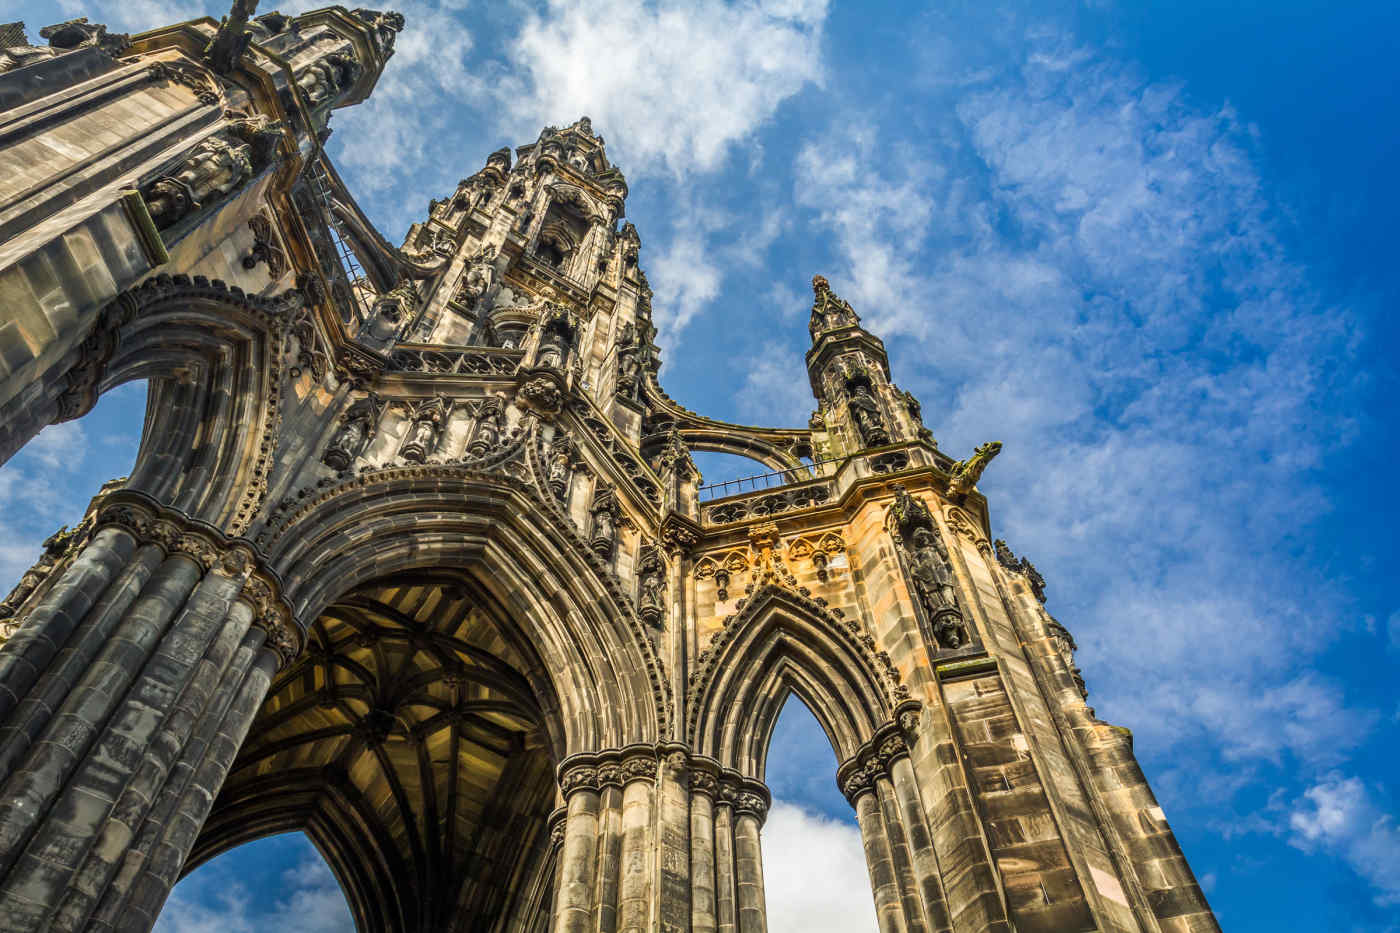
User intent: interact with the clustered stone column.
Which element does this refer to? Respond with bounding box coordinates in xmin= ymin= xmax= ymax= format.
xmin=551 ymin=747 xmax=771 ymax=933
xmin=837 ymin=715 xmax=953 ymax=933
xmin=686 ymin=758 xmax=769 ymax=933
xmin=0 ymin=494 xmax=297 ymax=931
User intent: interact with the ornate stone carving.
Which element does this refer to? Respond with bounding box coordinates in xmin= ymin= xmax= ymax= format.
xmin=948 ymin=441 xmax=1002 ymax=498
xmin=637 ymin=545 xmax=666 ymax=626
xmin=545 ymin=433 xmax=575 ymax=498
xmin=466 ymin=395 xmax=506 ymax=457
xmin=846 ymin=375 xmax=889 ymax=448
xmin=0 ymin=525 xmax=79 ymax=631
xmin=360 ymin=279 xmax=418 ymax=350
xmin=516 ymin=376 xmax=563 ymax=418
xmin=323 ymin=393 xmax=383 ymax=470
xmin=399 ymin=397 xmax=448 ymax=463
xmin=809 ymin=274 xmax=860 ymax=338
xmin=243 ymin=212 xmax=286 ymax=276
xmin=560 ymin=763 xmax=599 ymax=795
xmin=589 ymin=485 xmax=621 ymax=558
xmin=142 ymin=133 xmax=254 ymax=230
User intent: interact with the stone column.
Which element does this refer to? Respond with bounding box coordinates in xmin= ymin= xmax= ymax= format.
xmin=713 ymin=794 xmax=739 ymax=933
xmin=689 ymin=764 xmax=720 ymax=933
xmin=0 ymin=497 xmax=298 ymax=932
xmin=840 ymin=713 xmax=956 ymax=933
xmin=553 ymin=758 xmax=602 ymax=933
xmin=731 ymin=786 xmax=769 ymax=933
xmin=617 ymin=750 xmax=657 ymax=932
xmin=593 ymin=762 xmax=625 ymax=933
xmin=656 ymin=749 xmax=692 ymax=932
xmin=851 ymin=778 xmax=908 ymax=933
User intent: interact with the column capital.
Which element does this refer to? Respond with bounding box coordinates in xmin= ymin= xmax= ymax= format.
xmin=93 ymin=491 xmax=303 ymax=666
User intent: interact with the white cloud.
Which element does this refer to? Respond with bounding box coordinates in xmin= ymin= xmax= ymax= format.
xmin=737 ymin=341 xmax=816 ymax=426
xmin=493 ymin=0 xmax=828 ymax=178
xmin=155 ymin=855 xmax=352 ymax=933
xmin=1289 ymin=774 xmax=1400 ymax=906
xmin=762 ymin=801 xmax=877 ymax=933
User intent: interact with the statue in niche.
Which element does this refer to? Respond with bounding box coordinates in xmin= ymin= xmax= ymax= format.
xmin=297 ymin=51 xmax=361 ymax=107
xmin=535 ymin=306 xmax=574 ymax=370
xmin=616 ymin=347 xmax=641 ymax=398
xmin=907 ymin=526 xmax=958 ymax=614
xmin=401 ymin=397 xmax=447 ymax=463
xmin=590 ymin=487 xmax=621 ymax=558
xmin=847 ymin=382 xmax=890 ymax=447
xmin=323 ymin=393 xmax=382 ymax=470
xmin=637 ymin=549 xmax=666 ymax=625
xmin=142 ymin=133 xmax=254 ymax=230
xmin=360 ymin=279 xmax=417 ymax=349
xmin=467 ymin=396 xmax=505 ymax=457
xmin=457 ymin=245 xmax=497 ymax=307
xmin=546 ymin=434 xmax=574 ymax=497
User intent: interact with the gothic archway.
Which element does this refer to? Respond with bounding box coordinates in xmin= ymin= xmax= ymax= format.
xmin=0 ymin=274 xmax=290 ymax=531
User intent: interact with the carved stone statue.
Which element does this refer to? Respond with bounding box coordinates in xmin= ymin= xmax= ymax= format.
xmin=637 ymin=549 xmax=666 ymax=625
xmin=323 ymin=394 xmax=382 ymax=470
xmin=948 ymin=441 xmax=1002 ymax=498
xmin=848 ymin=383 xmax=890 ymax=448
xmin=401 ymin=398 xmax=447 ymax=463
xmin=143 ymin=133 xmax=255 ymax=229
xmin=0 ymin=17 xmax=131 ymax=74
xmin=890 ymin=484 xmax=933 ymax=534
xmin=350 ymin=8 xmax=405 ymax=57
xmin=297 ymin=52 xmax=362 ymax=107
xmin=457 ymin=246 xmax=497 ymax=307
xmin=467 ymin=396 xmax=505 ymax=457
xmin=590 ymin=487 xmax=620 ymax=558
xmin=616 ymin=347 xmax=641 ymax=399
xmin=907 ymin=526 xmax=957 ymax=614
xmin=535 ymin=306 xmax=574 ymax=370
xmin=546 ymin=435 xmax=573 ymax=497
xmin=360 ymin=279 xmax=417 ymax=349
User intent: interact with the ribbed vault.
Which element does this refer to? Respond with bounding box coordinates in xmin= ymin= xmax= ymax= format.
xmin=190 ymin=572 xmax=560 ymax=933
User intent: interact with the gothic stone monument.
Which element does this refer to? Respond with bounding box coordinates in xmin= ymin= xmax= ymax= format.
xmin=0 ymin=6 xmax=1220 ymax=932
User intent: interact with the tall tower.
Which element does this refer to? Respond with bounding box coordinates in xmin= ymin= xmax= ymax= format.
xmin=0 ymin=6 xmax=1219 ymax=932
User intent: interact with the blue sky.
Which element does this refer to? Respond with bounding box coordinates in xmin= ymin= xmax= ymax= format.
xmin=3 ymin=0 xmax=1399 ymax=929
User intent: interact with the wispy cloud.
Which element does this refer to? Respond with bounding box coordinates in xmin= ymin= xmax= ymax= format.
xmin=490 ymin=0 xmax=827 ymax=179
xmin=1288 ymin=774 xmax=1400 ymax=907
xmin=787 ymin=22 xmax=1369 ymax=820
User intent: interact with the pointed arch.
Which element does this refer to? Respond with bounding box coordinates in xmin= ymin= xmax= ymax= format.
xmin=258 ymin=466 xmax=669 ymax=754
xmin=0 ymin=274 xmax=289 ymax=532
xmin=688 ymin=585 xmax=910 ymax=776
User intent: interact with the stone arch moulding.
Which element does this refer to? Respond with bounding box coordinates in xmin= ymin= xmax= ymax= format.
xmin=257 ymin=466 xmax=671 ymax=755
xmin=0 ymin=274 xmax=291 ymax=534
xmin=687 ymin=583 xmax=916 ymax=777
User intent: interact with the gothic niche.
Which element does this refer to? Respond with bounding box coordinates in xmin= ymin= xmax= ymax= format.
xmin=533 ymin=304 xmax=575 ymax=370
xmin=533 ymin=186 xmax=593 ymax=273
xmin=456 ymin=245 xmax=498 ymax=310
xmin=360 ymin=279 xmax=418 ymax=350
xmin=399 ymin=396 xmax=450 ymax=463
xmin=141 ymin=125 xmax=266 ymax=230
xmin=323 ymin=393 xmax=384 ymax=470
xmin=589 ymin=485 xmax=621 ymax=558
xmin=466 ymin=395 xmax=506 ymax=457
xmin=614 ymin=322 xmax=643 ymax=401
xmin=844 ymin=368 xmax=890 ymax=449
xmin=890 ymin=484 xmax=972 ymax=651
xmin=545 ymin=433 xmax=576 ymax=499
xmin=637 ymin=544 xmax=666 ymax=626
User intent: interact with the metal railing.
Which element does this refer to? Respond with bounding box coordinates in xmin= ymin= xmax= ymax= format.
xmin=698 ymin=456 xmax=841 ymax=502
xmin=305 ymin=160 xmax=375 ymax=324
